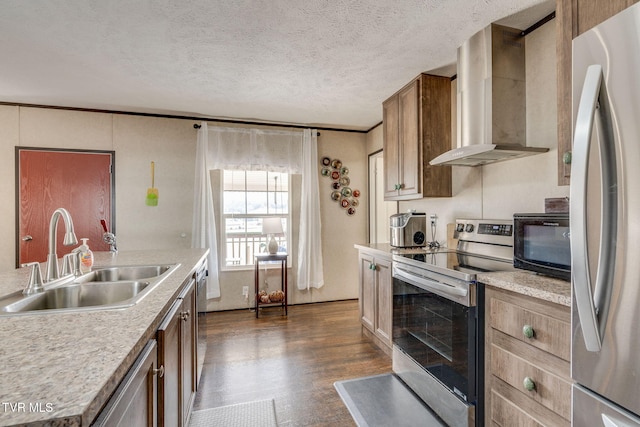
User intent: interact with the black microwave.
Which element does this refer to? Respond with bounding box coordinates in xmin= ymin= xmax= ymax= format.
xmin=513 ymin=213 xmax=571 ymax=281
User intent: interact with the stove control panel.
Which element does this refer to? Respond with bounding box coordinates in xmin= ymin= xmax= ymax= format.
xmin=477 ymin=223 xmax=512 ymax=236
xmin=454 ymin=218 xmax=514 ymax=247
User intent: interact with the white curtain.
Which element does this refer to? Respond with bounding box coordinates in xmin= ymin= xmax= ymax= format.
xmin=297 ymin=129 xmax=324 ymax=290
xmin=192 ymin=123 xmax=221 ymax=298
xmin=192 ymin=124 xmax=324 ymax=297
xmin=207 ymin=127 xmax=302 ymax=172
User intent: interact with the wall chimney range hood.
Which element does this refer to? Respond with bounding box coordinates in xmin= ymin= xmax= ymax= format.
xmin=429 ymin=24 xmax=548 ymax=167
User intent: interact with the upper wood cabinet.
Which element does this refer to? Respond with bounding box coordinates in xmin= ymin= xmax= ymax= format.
xmin=556 ymin=0 xmax=639 ymax=185
xmin=383 ymin=74 xmax=452 ymax=200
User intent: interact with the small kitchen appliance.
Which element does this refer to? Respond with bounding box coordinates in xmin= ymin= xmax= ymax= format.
xmin=513 ymin=213 xmax=571 ymax=281
xmin=392 ymin=218 xmax=514 ymax=427
xmin=389 ymin=212 xmax=427 ymax=248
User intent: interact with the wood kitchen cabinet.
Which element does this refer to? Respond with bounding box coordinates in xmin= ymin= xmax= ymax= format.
xmin=556 ymin=0 xmax=639 ymax=185
xmin=358 ymin=250 xmax=392 ymax=355
xmin=178 ymin=279 xmax=197 ymax=426
xmin=484 ymin=286 xmax=572 ymax=426
xmin=93 ymin=340 xmax=159 ymax=427
xmin=383 ymin=73 xmax=452 ymax=200
xmin=157 ymin=278 xmax=196 ymax=427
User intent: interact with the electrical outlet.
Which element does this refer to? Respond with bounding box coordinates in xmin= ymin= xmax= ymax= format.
xmin=429 ymin=214 xmax=437 ymax=226
xmin=242 ymin=286 xmax=249 ymax=297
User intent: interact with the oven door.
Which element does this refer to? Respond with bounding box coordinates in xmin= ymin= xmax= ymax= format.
xmin=392 ymin=266 xmax=477 ymax=404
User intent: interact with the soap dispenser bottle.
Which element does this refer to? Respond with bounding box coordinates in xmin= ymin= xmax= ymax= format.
xmin=78 ymin=238 xmax=94 ymax=273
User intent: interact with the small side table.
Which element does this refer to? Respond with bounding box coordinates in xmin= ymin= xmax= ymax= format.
xmin=254 ymin=253 xmax=287 ymax=318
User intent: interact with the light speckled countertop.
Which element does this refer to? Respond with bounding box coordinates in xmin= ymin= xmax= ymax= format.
xmin=354 ymin=243 xmax=445 ymax=258
xmin=477 ymin=270 xmax=571 ymax=307
xmin=0 ymin=249 xmax=208 ymax=427
xmin=355 ymin=243 xmax=571 ymax=307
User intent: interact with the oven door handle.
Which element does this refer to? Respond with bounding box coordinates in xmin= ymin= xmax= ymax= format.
xmin=394 ymin=265 xmax=468 ymax=298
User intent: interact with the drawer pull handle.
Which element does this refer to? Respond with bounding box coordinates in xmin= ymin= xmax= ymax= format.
xmin=522 ymin=325 xmax=535 ymax=339
xmin=370 ymin=263 xmax=376 ymax=271
xmin=523 ymin=376 xmax=536 ymax=392
xmin=181 ymin=310 xmax=190 ymax=321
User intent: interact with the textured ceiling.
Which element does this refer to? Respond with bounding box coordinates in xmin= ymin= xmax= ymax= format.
xmin=0 ymin=0 xmax=555 ymax=131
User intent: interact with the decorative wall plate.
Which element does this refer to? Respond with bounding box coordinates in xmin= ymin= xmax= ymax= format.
xmin=320 ymin=156 xmax=360 ymax=216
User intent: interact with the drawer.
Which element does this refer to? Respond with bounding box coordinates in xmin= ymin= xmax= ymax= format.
xmin=489 ymin=292 xmax=570 ymax=361
xmin=491 ymin=389 xmax=543 ymax=427
xmin=489 ymin=378 xmax=570 ymax=427
xmin=490 ymin=339 xmax=572 ymax=420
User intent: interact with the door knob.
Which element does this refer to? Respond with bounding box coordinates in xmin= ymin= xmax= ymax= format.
xmin=153 ymin=365 xmax=165 ymax=378
xmin=22 ymin=235 xmax=33 ymax=241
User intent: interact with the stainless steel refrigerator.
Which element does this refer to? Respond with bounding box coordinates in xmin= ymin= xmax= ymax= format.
xmin=571 ymin=3 xmax=640 ymax=426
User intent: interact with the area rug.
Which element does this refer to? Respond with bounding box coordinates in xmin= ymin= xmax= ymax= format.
xmin=334 ymin=374 xmax=446 ymax=427
xmin=188 ymin=398 xmax=278 ymax=427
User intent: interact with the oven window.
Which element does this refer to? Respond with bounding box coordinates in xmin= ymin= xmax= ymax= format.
xmin=393 ymin=278 xmax=476 ymax=403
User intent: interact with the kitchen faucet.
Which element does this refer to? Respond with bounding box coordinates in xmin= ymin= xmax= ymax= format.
xmin=45 ymin=208 xmax=78 ymax=282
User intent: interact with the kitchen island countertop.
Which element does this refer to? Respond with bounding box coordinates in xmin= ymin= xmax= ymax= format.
xmin=0 ymin=248 xmax=208 ymax=427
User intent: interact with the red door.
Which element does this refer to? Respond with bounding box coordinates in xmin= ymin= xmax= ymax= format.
xmin=18 ymin=148 xmax=113 ymax=266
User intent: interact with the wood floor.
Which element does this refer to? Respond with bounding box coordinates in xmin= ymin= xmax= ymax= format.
xmin=193 ymin=299 xmax=392 ymax=426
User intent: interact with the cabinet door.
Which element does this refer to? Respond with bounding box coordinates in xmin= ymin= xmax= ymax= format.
xmin=179 ymin=280 xmax=197 ymax=426
xmin=398 ymin=79 xmax=421 ymax=197
xmin=93 ymin=340 xmax=158 ymax=427
xmin=157 ymin=301 xmax=181 ymax=427
xmin=374 ymin=257 xmax=392 ymax=347
xmin=574 ymin=0 xmax=638 ymax=35
xmin=556 ymin=0 xmax=639 ymax=185
xmin=359 ymin=253 xmax=375 ymax=332
xmin=383 ymin=95 xmax=401 ymax=198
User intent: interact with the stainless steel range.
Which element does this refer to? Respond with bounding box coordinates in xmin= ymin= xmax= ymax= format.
xmin=392 ymin=218 xmax=514 ymax=427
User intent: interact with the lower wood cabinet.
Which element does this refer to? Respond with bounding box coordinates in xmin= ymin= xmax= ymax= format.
xmin=178 ymin=279 xmax=197 ymax=426
xmin=92 ymin=265 xmax=202 ymax=427
xmin=484 ymin=286 xmax=572 ymax=426
xmin=93 ymin=340 xmax=159 ymax=427
xmin=358 ymin=250 xmax=392 ymax=354
xmin=157 ymin=278 xmax=196 ymax=427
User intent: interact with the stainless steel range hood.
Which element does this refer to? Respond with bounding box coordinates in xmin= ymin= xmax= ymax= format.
xmin=429 ymin=24 xmax=548 ymax=166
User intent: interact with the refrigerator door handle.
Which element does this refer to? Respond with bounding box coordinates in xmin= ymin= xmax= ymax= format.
xmin=570 ymin=64 xmax=618 ymax=352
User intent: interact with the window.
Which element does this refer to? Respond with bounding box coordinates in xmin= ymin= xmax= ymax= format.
xmin=222 ymin=170 xmax=289 ymax=267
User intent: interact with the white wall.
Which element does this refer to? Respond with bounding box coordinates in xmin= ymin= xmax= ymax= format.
xmin=3 ymin=108 xmax=198 ymax=259
xmin=0 ymin=107 xmax=367 ymax=310
xmin=367 ymin=19 xmax=569 ymax=247
xmin=0 ymin=106 xmax=19 ymax=270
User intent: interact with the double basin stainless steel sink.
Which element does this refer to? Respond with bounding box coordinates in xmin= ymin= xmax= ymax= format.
xmin=0 ymin=264 xmax=178 ymax=315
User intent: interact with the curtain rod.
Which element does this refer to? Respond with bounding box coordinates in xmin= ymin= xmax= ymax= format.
xmin=193 ymin=123 xmax=320 ymax=136
xmin=521 ymin=11 xmax=555 ymax=36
